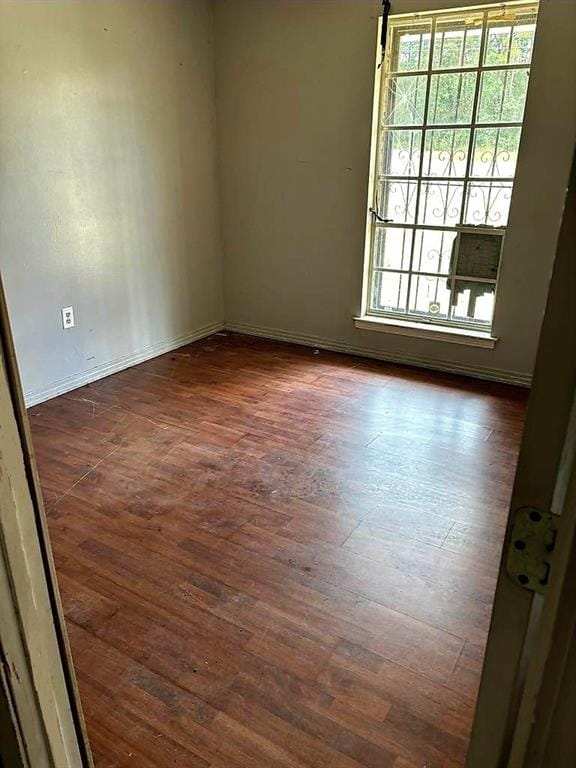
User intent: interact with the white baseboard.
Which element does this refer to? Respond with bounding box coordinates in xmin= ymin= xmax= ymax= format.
xmin=24 ymin=317 xmax=531 ymax=407
xmin=24 ymin=321 xmax=225 ymax=407
xmin=225 ymin=321 xmax=532 ymax=387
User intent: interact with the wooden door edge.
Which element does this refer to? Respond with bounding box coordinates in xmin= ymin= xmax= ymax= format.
xmin=0 ymin=275 xmax=93 ymax=768
xmin=467 ymin=152 xmax=576 ymax=767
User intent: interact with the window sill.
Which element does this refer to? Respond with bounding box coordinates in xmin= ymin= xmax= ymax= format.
xmin=354 ymin=316 xmax=498 ymax=348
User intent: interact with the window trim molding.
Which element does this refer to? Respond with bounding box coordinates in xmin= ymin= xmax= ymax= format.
xmin=354 ymin=315 xmax=498 ymax=348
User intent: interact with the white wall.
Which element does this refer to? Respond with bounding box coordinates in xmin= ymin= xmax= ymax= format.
xmin=214 ymin=0 xmax=576 ymax=385
xmin=0 ymin=0 xmax=224 ymax=404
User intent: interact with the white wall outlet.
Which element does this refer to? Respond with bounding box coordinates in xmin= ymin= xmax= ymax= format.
xmin=61 ymin=306 xmax=75 ymax=329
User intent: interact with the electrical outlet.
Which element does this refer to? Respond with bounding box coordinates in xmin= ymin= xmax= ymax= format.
xmin=61 ymin=306 xmax=75 ymax=329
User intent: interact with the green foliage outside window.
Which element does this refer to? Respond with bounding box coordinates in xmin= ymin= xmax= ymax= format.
xmin=386 ymin=25 xmax=534 ymax=156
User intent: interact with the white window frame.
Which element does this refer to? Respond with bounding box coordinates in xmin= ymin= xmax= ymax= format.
xmin=362 ymin=0 xmax=538 ymax=334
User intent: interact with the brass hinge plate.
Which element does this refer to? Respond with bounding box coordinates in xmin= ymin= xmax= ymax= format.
xmin=506 ymin=507 xmax=558 ymax=594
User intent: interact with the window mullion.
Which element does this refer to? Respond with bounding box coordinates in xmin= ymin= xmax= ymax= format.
xmin=449 ymin=11 xmax=488 ymax=319
xmin=389 ymin=121 xmax=522 ymax=131
xmin=459 ymin=9 xmax=489 ymax=229
xmin=448 ymin=232 xmax=459 ymax=321
xmin=405 ymin=16 xmax=437 ymax=315
xmin=390 ymin=61 xmax=532 ymax=78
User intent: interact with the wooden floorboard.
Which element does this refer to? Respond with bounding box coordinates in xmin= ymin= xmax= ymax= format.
xmin=29 ymin=332 xmax=528 ymax=767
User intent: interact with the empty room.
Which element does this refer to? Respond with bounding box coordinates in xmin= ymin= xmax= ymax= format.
xmin=1 ymin=1 xmax=575 ymax=767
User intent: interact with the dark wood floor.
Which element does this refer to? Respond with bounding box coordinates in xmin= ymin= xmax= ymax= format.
xmin=29 ymin=333 xmax=527 ymax=768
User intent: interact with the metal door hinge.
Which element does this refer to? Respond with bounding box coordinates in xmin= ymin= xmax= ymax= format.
xmin=506 ymin=507 xmax=558 ymax=594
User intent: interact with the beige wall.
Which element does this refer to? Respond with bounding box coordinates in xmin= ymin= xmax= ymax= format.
xmin=2 ymin=0 xmax=574 ymax=398
xmin=0 ymin=0 xmax=223 ymax=404
xmin=214 ymin=0 xmax=576 ymax=385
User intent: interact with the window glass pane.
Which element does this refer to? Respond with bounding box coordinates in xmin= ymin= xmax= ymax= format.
xmin=485 ymin=10 xmax=537 ymax=66
xmin=412 ymin=229 xmax=457 ymax=274
xmin=377 ymin=180 xmax=417 ymax=224
xmin=384 ymin=76 xmax=427 ymax=126
xmin=390 ymin=22 xmax=432 ymax=72
xmin=409 ymin=275 xmax=452 ymax=319
xmin=380 ymin=129 xmax=422 ymax=176
xmin=423 ymin=128 xmax=469 ymax=177
xmin=432 ymin=15 xmax=483 ymax=69
xmin=452 ymin=281 xmax=495 ymax=324
xmin=464 ymin=181 xmax=512 ymax=226
xmin=373 ymin=227 xmax=413 ymax=270
xmin=471 ymin=127 xmax=521 ymax=177
xmin=371 ymin=271 xmax=409 ymax=313
xmin=418 ymin=181 xmax=464 ymax=226
xmin=427 ymin=72 xmax=476 ymax=125
xmin=477 ymin=69 xmax=529 ymax=123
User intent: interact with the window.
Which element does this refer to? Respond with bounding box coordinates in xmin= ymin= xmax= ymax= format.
xmin=363 ymin=2 xmax=538 ymax=332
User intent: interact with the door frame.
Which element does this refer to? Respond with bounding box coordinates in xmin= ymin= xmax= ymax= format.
xmin=0 ymin=276 xmax=92 ymax=768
